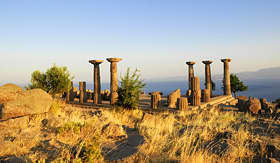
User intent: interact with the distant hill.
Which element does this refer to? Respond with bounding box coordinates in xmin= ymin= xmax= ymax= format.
xmin=147 ymin=67 xmax=280 ymax=82
xmin=212 ymin=67 xmax=280 ymax=81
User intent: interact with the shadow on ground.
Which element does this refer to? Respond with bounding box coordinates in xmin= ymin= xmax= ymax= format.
xmin=102 ymin=126 xmax=145 ymax=161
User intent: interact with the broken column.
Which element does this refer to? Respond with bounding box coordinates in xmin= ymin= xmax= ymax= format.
xmin=89 ymin=60 xmax=104 ymax=104
xmin=178 ymin=97 xmax=188 ymax=110
xmin=69 ymin=82 xmax=74 ymax=101
xmin=151 ymin=91 xmax=161 ymax=109
xmin=79 ymin=81 xmax=86 ymax=104
xmin=191 ymin=77 xmax=201 ymax=106
xmin=221 ymin=59 xmax=232 ymax=95
xmin=66 ymin=81 xmax=74 ymax=102
xmin=106 ymin=58 xmax=122 ymax=105
xmin=202 ymin=60 xmax=213 ymax=96
xmin=186 ymin=61 xmax=196 ymax=90
xmin=168 ymin=89 xmax=181 ymax=108
xmin=202 ymin=89 xmax=211 ymax=103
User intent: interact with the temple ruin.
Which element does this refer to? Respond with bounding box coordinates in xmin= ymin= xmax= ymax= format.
xmin=67 ymin=57 xmax=236 ymax=111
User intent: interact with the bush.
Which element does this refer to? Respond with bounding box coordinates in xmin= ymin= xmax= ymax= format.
xmin=56 ymin=122 xmax=85 ymax=134
xmin=27 ymin=64 xmax=74 ymax=96
xmin=117 ymin=68 xmax=146 ymax=109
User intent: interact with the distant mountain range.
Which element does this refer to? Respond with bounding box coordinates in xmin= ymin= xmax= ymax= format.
xmin=147 ymin=67 xmax=280 ymax=82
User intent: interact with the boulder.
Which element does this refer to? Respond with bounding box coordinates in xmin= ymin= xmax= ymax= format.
xmin=101 ymin=122 xmax=127 ymax=139
xmin=0 ymin=83 xmax=24 ymax=103
xmin=248 ymin=98 xmax=261 ymax=114
xmin=2 ymin=89 xmax=53 ymax=117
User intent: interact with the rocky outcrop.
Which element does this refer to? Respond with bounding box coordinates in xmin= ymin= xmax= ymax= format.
xmin=237 ymin=96 xmax=263 ymax=114
xmin=2 ymin=89 xmax=53 ymax=117
xmin=0 ymin=84 xmax=24 ymax=103
xmin=248 ymin=98 xmax=261 ymax=114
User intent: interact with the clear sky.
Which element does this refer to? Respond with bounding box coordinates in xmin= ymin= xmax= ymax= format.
xmin=1 ymin=0 xmax=280 ymax=85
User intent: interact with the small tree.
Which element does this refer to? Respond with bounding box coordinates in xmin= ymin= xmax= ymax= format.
xmin=27 ymin=64 xmax=74 ymax=96
xmin=117 ymin=68 xmax=146 ymax=109
xmin=229 ymin=74 xmax=248 ymax=98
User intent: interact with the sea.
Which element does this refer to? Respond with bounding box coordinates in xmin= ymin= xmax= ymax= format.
xmin=78 ymin=79 xmax=280 ymax=102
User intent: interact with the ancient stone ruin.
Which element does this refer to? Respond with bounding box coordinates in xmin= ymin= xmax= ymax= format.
xmin=151 ymin=91 xmax=161 ymax=109
xmin=168 ymin=89 xmax=181 ymax=108
xmin=190 ymin=77 xmax=201 ymax=106
xmin=106 ymin=58 xmax=122 ymax=105
xmin=221 ymin=59 xmax=232 ymax=95
xmin=89 ymin=60 xmax=104 ymax=104
xmin=178 ymin=97 xmax=188 ymax=110
xmin=67 ymin=58 xmax=236 ymax=111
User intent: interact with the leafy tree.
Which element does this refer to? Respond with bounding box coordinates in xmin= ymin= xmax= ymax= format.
xmin=117 ymin=68 xmax=146 ymax=109
xmin=27 ymin=64 xmax=74 ymax=96
xmin=228 ymin=74 xmax=248 ymax=98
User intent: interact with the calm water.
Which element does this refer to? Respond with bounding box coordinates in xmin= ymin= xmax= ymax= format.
xmin=143 ymin=80 xmax=280 ymax=102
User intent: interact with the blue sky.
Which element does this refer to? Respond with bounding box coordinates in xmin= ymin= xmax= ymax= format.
xmin=0 ymin=0 xmax=280 ymax=85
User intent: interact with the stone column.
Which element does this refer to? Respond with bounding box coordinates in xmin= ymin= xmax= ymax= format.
xmin=106 ymin=58 xmax=122 ymax=105
xmin=202 ymin=89 xmax=210 ymax=103
xmin=151 ymin=91 xmax=161 ymax=109
xmin=221 ymin=59 xmax=232 ymax=95
xmin=178 ymin=97 xmax=188 ymax=110
xmin=69 ymin=81 xmax=74 ymax=101
xmin=191 ymin=77 xmax=201 ymax=106
xmin=202 ymin=60 xmax=213 ymax=96
xmin=66 ymin=81 xmax=74 ymax=102
xmin=89 ymin=60 xmax=104 ymax=104
xmin=79 ymin=81 xmax=86 ymax=104
xmin=186 ymin=62 xmax=196 ymax=90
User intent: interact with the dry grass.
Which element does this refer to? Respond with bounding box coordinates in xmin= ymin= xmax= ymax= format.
xmin=0 ymin=101 xmax=279 ymax=162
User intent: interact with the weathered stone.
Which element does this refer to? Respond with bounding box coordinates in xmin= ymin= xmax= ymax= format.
xmin=178 ymin=97 xmax=188 ymax=110
xmin=79 ymin=81 xmax=87 ymax=104
xmin=202 ymin=89 xmax=211 ymax=102
xmin=101 ymin=122 xmax=127 ymax=139
xmin=202 ymin=60 xmax=213 ymax=96
xmin=66 ymin=81 xmax=74 ymax=103
xmin=68 ymin=82 xmax=74 ymax=101
xmin=190 ymin=77 xmax=201 ymax=106
xmin=151 ymin=92 xmax=161 ymax=109
xmin=107 ymin=58 xmax=122 ymax=105
xmin=89 ymin=60 xmax=104 ymax=104
xmin=248 ymin=98 xmax=261 ymax=114
xmin=2 ymin=89 xmax=53 ymax=117
xmin=237 ymin=96 xmax=249 ymax=112
xmin=0 ymin=116 xmax=29 ymax=129
xmin=192 ymin=90 xmax=201 ymax=106
xmin=186 ymin=62 xmax=196 ymax=90
xmin=260 ymin=98 xmax=276 ymax=114
xmin=168 ymin=89 xmax=181 ymax=108
xmin=221 ymin=59 xmax=232 ymax=95
xmin=0 ymin=83 xmax=24 ymax=104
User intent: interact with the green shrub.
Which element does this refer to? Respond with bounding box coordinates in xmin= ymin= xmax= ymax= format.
xmin=26 ymin=64 xmax=74 ymax=97
xmin=117 ymin=68 xmax=146 ymax=109
xmin=80 ymin=136 xmax=103 ymax=162
xmin=57 ymin=122 xmax=85 ymax=134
